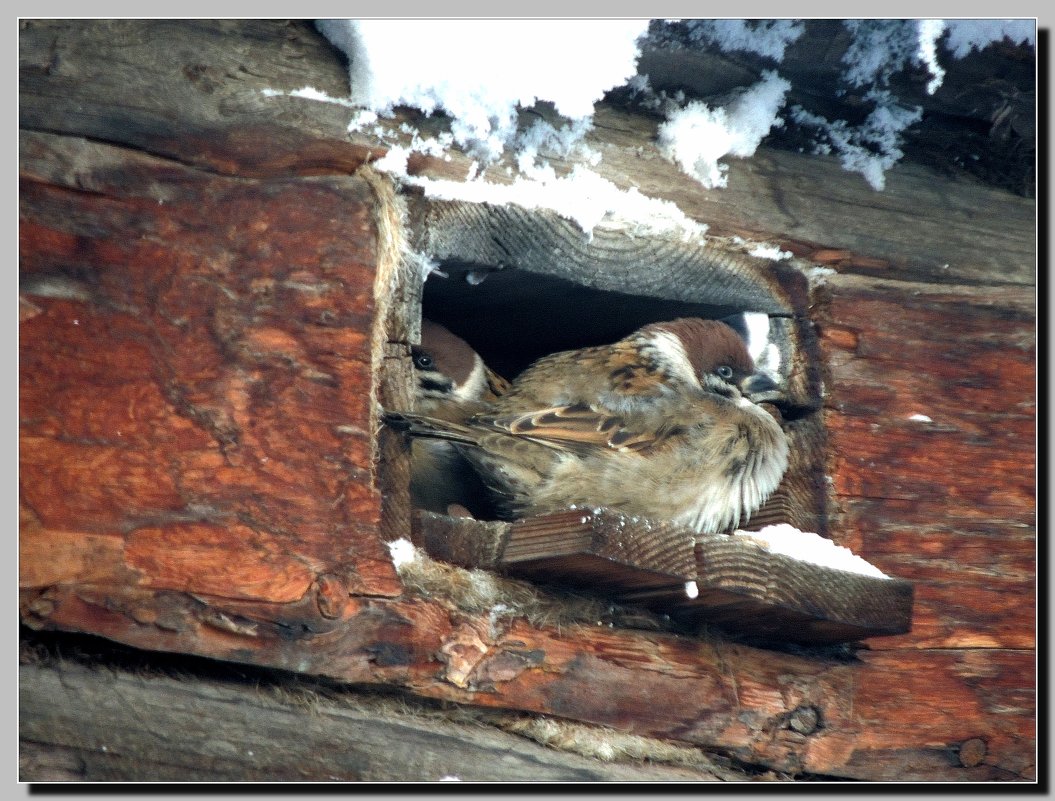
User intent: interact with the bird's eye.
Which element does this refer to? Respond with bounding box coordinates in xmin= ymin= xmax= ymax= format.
xmin=413 ymin=352 xmax=434 ymax=370
xmin=715 ymin=365 xmax=734 ymax=380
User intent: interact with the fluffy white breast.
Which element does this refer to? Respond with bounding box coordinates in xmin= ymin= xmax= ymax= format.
xmin=676 ymin=402 xmax=789 ymax=534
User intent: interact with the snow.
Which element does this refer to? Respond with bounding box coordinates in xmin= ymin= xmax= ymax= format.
xmin=837 ymin=19 xmax=1033 ymax=98
xmin=657 ymin=71 xmax=791 ymax=190
xmin=297 ymin=16 xmax=1034 ymax=213
xmin=841 ymin=19 xmax=923 ymax=88
xmin=735 ymin=524 xmax=890 ymax=579
xmin=790 ymin=92 xmax=923 ymax=191
xmin=748 ymin=244 xmax=792 ymax=261
xmin=678 ymin=19 xmax=806 ymax=61
xmin=317 ymin=19 xmax=648 ymax=162
xmin=375 ymin=147 xmax=708 ymax=241
xmin=288 ymin=86 xmax=357 ymax=107
xmin=789 ymin=18 xmax=1032 ymax=188
xmin=742 ymin=311 xmax=773 ymax=366
xmin=386 ymin=538 xmax=417 ymax=569
xmin=944 ymin=19 xmax=1036 ymax=58
xmin=916 ymin=19 xmax=947 ymax=94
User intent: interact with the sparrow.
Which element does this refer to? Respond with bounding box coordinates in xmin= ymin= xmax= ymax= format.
xmin=407 ymin=319 xmax=509 ymax=516
xmin=386 ymin=318 xmax=789 ymax=535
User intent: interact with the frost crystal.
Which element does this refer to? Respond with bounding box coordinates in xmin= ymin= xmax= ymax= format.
xmin=657 ymin=71 xmax=790 ymax=189
xmin=943 ymin=19 xmax=1035 ymax=58
xmin=681 ymin=19 xmax=806 ymax=61
xmin=916 ymin=19 xmax=947 ymax=94
xmin=790 ymin=90 xmax=922 ymax=191
xmin=748 ymin=244 xmax=793 ymax=261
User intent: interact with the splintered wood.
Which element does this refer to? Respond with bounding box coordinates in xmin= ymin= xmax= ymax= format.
xmin=411 ymin=508 xmax=913 ymax=644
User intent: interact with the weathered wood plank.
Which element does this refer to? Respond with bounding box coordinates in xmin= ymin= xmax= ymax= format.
xmin=586 ymin=105 xmax=1036 ymax=287
xmin=816 ymin=274 xmax=1035 ymax=651
xmin=676 ymin=535 xmax=913 ymax=645
xmin=410 ymin=509 xmax=910 ymax=644
xmin=19 ymin=654 xmax=743 ymax=782
xmin=18 ymin=19 xmax=375 ymax=178
xmin=19 ymin=131 xmax=404 ymax=603
xmin=835 ymin=500 xmax=1035 ymax=650
xmin=503 ymin=508 xmax=698 ymax=598
xmin=410 ymin=511 xmax=512 ymax=570
xmin=18 ymin=20 xmax=1034 ymax=289
xmin=21 ymin=563 xmax=1033 ymax=782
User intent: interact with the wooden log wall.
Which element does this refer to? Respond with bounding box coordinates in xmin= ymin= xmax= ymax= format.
xmin=19 ymin=20 xmax=1036 ymax=782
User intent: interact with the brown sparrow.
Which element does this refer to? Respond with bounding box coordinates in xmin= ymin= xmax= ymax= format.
xmin=407 ymin=319 xmax=509 ymax=516
xmin=412 ymin=319 xmax=509 ymax=417
xmin=387 ymin=318 xmax=789 ymax=534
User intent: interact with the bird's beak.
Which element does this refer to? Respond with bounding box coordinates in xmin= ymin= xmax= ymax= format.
xmin=740 ymin=372 xmax=784 ymax=404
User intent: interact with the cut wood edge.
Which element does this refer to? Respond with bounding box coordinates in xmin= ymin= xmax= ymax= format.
xmin=407 ymin=507 xmax=912 ymax=644
xmin=676 ymin=532 xmax=914 ymax=644
xmin=410 ymin=510 xmax=511 ymax=570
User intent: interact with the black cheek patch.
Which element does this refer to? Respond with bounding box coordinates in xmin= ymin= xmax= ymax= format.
xmin=419 ymin=377 xmax=453 ymax=394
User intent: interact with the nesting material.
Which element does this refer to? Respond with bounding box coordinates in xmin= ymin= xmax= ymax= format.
xmin=492 ymin=713 xmax=735 ymax=774
xmin=386 ymin=537 xmax=668 ymax=632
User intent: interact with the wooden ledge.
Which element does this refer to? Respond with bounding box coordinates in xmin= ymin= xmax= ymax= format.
xmin=675 ymin=536 xmax=914 ymax=645
xmin=411 ymin=508 xmax=913 ymax=645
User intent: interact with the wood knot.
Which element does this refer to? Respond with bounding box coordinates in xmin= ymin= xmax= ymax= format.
xmin=958 ymin=738 xmax=987 ymax=768
xmin=314 ymin=573 xmax=347 ymax=620
xmin=182 ymin=63 xmax=223 ymax=93
xmin=23 ymin=593 xmax=56 ymax=620
xmin=820 ymin=325 xmax=859 ymax=351
xmin=788 ymin=705 xmax=820 ymax=735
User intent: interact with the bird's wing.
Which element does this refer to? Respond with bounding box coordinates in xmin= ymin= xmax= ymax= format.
xmin=478 ymin=403 xmax=677 ymax=454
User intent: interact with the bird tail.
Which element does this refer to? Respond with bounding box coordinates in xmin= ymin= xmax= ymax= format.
xmin=382 ymin=410 xmax=482 ymax=447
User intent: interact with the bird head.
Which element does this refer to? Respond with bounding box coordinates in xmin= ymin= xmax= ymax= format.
xmin=640 ymin=318 xmax=783 ymax=405
xmin=412 ymin=320 xmax=508 ymax=414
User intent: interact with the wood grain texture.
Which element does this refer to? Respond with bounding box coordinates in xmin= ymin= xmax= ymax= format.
xmin=678 ymin=534 xmax=913 ymax=645
xmin=816 ymin=274 xmax=1035 ymax=651
xmin=584 ymin=105 xmax=1036 ymax=288
xmin=504 ymin=508 xmax=698 ymax=596
xmin=410 ymin=511 xmax=512 ymax=570
xmin=410 ymin=509 xmax=910 ymax=644
xmin=19 ymin=656 xmax=741 ymax=782
xmin=19 ymin=586 xmax=1034 ymax=781
xmin=18 ymin=19 xmax=376 ymax=178
xmin=412 ymin=198 xmax=807 ymax=318
xmin=18 ymin=19 xmax=1034 ymax=290
xmin=18 ymin=18 xmax=1036 ymax=783
xmin=20 ymin=132 xmax=403 ymax=606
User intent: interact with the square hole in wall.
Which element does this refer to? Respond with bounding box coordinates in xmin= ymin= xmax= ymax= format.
xmin=375 ymin=195 xmax=912 ymax=647
xmin=401 ymin=197 xmax=829 ymax=537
